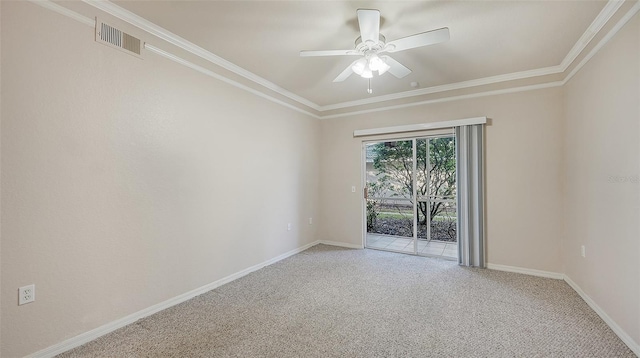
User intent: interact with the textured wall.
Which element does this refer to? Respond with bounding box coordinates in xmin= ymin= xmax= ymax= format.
xmin=0 ymin=2 xmax=320 ymax=356
xmin=563 ymin=12 xmax=640 ymax=348
xmin=319 ymin=87 xmax=565 ymax=273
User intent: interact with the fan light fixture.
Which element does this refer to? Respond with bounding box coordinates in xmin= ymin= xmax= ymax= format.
xmin=300 ymin=9 xmax=451 ymax=94
xmin=351 ymin=54 xmax=390 ymax=79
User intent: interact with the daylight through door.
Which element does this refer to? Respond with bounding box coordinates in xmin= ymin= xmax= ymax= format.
xmin=364 ymin=136 xmax=458 ymax=260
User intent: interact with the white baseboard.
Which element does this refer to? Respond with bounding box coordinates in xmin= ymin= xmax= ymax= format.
xmin=487 ymin=264 xmax=639 ymax=355
xmin=563 ymin=275 xmax=640 ymax=356
xmin=26 ymin=240 xmax=321 ymax=358
xmin=318 ymin=240 xmax=363 ymax=249
xmin=486 ymin=263 xmax=565 ymax=279
xmin=26 ymin=244 xmax=639 ymax=358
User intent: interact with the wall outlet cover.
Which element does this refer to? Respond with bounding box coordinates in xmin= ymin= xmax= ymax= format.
xmin=19 ymin=284 xmax=35 ymax=305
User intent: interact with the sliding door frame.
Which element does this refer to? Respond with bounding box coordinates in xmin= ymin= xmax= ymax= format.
xmin=361 ymin=133 xmax=455 ymax=254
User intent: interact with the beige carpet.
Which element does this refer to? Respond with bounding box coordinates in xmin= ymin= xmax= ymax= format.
xmin=59 ymin=245 xmax=635 ymax=357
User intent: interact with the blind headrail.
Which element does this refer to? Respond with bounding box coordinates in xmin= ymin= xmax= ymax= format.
xmin=354 ymin=117 xmax=486 ymax=137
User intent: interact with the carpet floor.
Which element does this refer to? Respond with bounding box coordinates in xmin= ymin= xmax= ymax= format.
xmin=59 ymin=244 xmax=635 ymax=357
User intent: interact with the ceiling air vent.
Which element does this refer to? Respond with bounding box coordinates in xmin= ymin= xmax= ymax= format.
xmin=95 ymin=18 xmax=143 ymax=58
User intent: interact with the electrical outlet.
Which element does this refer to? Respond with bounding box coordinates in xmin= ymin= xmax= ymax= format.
xmin=351 ymin=186 xmax=356 ymax=193
xmin=19 ymin=284 xmax=35 ymax=305
xmin=287 ymin=223 xmax=292 ymax=231
xmin=309 ymin=217 xmax=313 ymax=225
xmin=581 ymin=245 xmax=586 ymax=258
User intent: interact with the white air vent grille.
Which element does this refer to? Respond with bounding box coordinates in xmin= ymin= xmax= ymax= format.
xmin=122 ymin=32 xmax=141 ymax=54
xmin=95 ymin=19 xmax=142 ymax=58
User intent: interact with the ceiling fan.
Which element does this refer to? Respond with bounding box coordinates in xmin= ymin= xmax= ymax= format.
xmin=300 ymin=9 xmax=449 ymax=92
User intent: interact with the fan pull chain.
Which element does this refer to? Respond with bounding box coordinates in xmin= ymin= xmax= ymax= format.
xmin=367 ymin=78 xmax=373 ymax=94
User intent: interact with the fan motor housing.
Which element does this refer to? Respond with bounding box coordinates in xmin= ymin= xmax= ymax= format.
xmin=355 ymin=34 xmax=386 ymax=54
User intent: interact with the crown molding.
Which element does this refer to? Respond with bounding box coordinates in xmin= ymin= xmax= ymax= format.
xmin=82 ymin=0 xmax=322 ymax=112
xmin=145 ymin=45 xmax=321 ymax=119
xmin=28 ymin=0 xmax=320 ymax=119
xmin=80 ymin=0 xmax=627 ymax=115
xmin=29 ymin=0 xmax=633 ymax=120
xmin=563 ymin=0 xmax=640 ymax=85
xmin=559 ymin=0 xmax=625 ymax=70
xmin=319 ymin=0 xmax=625 ymax=112
xmin=30 ymin=0 xmax=96 ymax=27
xmin=319 ymin=66 xmax=563 ymax=111
xmin=322 ymin=0 xmax=634 ymax=122
xmin=320 ymin=81 xmax=564 ymax=119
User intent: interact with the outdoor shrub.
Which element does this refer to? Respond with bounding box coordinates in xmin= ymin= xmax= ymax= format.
xmin=366 ymin=199 xmax=378 ymax=230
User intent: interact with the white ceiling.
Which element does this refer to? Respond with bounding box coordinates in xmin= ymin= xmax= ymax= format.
xmin=106 ymin=1 xmax=608 ymax=110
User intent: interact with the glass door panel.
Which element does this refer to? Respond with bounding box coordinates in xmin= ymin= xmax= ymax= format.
xmin=416 ymin=136 xmax=458 ymax=260
xmin=365 ymin=140 xmax=415 ymax=253
xmin=428 ymin=136 xmax=457 ymax=260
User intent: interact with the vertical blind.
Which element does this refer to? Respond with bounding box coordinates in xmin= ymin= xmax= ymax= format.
xmin=456 ymin=124 xmax=485 ymax=267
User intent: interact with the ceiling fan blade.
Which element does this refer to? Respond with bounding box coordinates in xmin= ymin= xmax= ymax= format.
xmin=381 ymin=56 xmax=411 ymax=78
xmin=300 ymin=50 xmax=358 ymax=57
xmin=333 ymin=61 xmax=356 ymax=82
xmin=357 ymin=9 xmax=380 ymax=43
xmin=386 ymin=27 xmax=450 ymax=53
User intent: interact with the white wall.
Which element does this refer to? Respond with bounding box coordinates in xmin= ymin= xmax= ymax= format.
xmin=0 ymin=2 xmax=320 ymax=356
xmin=563 ymin=12 xmax=640 ymax=348
xmin=319 ymin=87 xmax=565 ymax=273
xmin=1 ymin=1 xmax=639 ymax=357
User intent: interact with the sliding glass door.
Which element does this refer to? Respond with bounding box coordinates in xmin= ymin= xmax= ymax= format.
xmin=364 ymin=136 xmax=457 ymax=260
xmin=364 ymin=139 xmax=415 ymax=253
